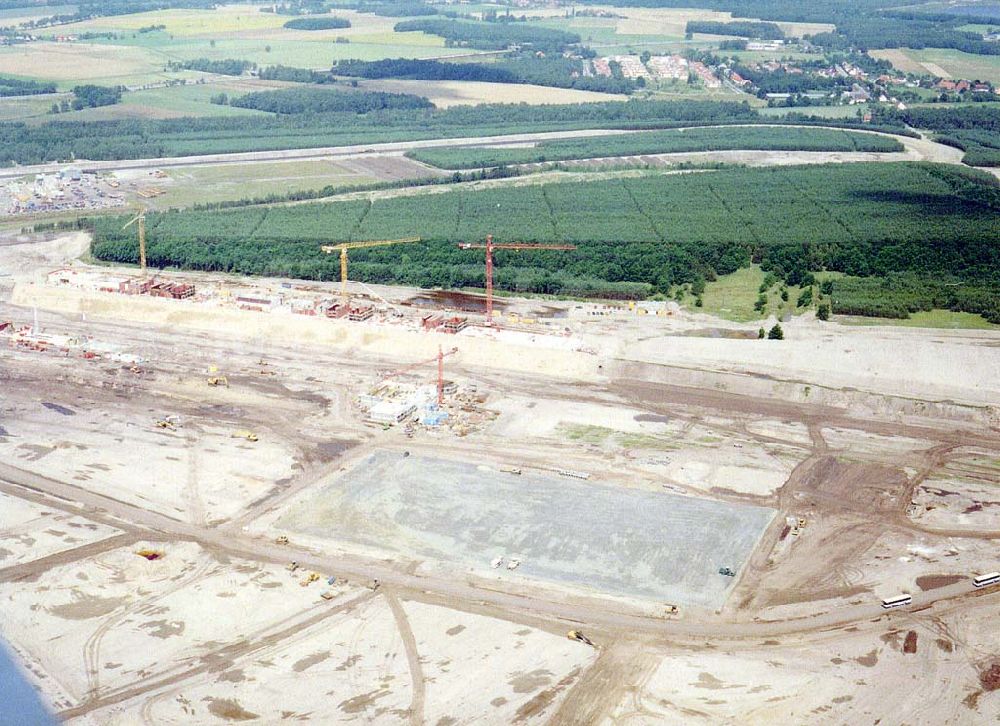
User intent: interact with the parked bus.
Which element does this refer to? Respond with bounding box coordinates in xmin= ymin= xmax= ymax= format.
xmin=881 ymin=594 xmax=912 ymax=609
xmin=973 ymin=572 xmax=1000 ymax=588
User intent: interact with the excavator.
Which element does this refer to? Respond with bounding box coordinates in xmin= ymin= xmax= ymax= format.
xmin=207 ymin=376 xmax=229 ymax=387
xmin=567 ymin=630 xmax=596 ymax=647
xmin=231 ymin=430 xmax=258 ymax=442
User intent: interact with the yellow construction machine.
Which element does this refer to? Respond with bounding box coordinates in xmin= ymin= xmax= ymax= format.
xmin=232 ymin=430 xmax=258 ymax=442
xmin=567 ymin=630 xmax=596 ymax=647
xmin=207 ymin=376 xmax=229 ymax=387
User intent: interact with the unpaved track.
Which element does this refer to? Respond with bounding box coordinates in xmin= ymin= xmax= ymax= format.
xmin=386 ymin=593 xmax=427 ymax=726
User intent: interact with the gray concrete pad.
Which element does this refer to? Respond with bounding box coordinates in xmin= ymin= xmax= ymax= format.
xmin=279 ymin=451 xmax=776 ymax=608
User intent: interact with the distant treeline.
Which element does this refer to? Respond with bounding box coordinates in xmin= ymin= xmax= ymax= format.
xmin=229 ymin=87 xmax=432 ymax=114
xmin=357 ymin=1 xmax=438 ymax=16
xmin=394 ymin=18 xmax=580 ymax=51
xmin=259 ymin=64 xmax=334 ymax=83
xmin=685 ymin=20 xmax=784 ymax=40
xmin=283 ymin=16 xmax=351 ymax=30
xmin=167 ymin=58 xmax=255 ymax=76
xmin=0 ymin=75 xmax=56 ymax=97
xmin=332 ymin=57 xmax=636 ymax=93
xmin=0 ymin=100 xmax=845 ymax=166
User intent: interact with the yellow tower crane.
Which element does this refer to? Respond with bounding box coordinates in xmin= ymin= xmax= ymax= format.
xmin=121 ymin=206 xmax=148 ymax=276
xmin=321 ymin=237 xmax=421 ymax=303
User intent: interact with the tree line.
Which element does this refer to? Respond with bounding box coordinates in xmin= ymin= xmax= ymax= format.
xmin=283 ymin=16 xmax=351 ymax=30
xmin=685 ymin=20 xmax=784 ymax=40
xmin=394 ymin=18 xmax=581 ymax=51
xmin=0 ymin=76 xmax=56 ymax=97
xmin=228 ymin=87 xmax=432 ymax=114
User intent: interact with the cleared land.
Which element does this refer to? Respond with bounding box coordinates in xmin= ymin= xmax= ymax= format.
xmin=277 ymin=451 xmax=775 ymax=607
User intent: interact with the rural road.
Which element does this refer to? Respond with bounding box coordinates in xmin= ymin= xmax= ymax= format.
xmin=0 ymin=124 xmax=961 ymax=181
xmin=0 ymin=460 xmax=992 ymax=645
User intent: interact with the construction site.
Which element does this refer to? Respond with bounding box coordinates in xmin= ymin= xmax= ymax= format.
xmin=1 ymin=228 xmax=999 ymax=724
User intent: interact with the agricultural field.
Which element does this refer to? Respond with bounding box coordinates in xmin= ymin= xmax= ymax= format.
xmin=89 ymin=162 xmax=1000 ymax=315
xmin=871 ymin=48 xmax=1000 ymax=85
xmin=406 ymin=126 xmax=904 ymax=169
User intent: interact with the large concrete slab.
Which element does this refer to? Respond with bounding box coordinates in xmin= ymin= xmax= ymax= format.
xmin=279 ymin=451 xmax=776 ymax=608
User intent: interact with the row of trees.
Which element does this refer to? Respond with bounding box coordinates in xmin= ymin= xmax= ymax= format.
xmin=394 ymin=18 xmax=581 ymax=51
xmin=685 ymin=20 xmax=784 ymax=40
xmin=0 ymin=76 xmax=57 ymax=97
xmin=331 ymin=56 xmax=636 ymax=94
xmin=166 ymin=58 xmax=254 ymax=76
xmin=283 ymin=16 xmax=351 ymax=30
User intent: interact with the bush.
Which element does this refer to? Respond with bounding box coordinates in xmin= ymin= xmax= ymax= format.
xmin=768 ymin=323 xmax=784 ymax=339
xmin=817 ymin=303 xmax=830 ymax=321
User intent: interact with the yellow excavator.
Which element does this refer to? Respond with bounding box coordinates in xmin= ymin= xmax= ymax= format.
xmin=232 ymin=430 xmax=258 ymax=442
xmin=567 ymin=630 xmax=596 ymax=647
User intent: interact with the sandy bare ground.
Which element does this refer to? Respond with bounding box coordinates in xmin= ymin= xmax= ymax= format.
xmin=1 ymin=235 xmax=999 ymax=723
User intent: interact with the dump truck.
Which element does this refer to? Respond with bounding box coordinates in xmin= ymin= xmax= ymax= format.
xmin=275 ymin=535 xmax=289 ymax=545
xmin=718 ymin=567 xmax=736 ymax=577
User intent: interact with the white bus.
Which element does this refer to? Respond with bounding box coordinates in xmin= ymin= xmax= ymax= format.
xmin=973 ymin=572 xmax=1000 ymax=588
xmin=881 ymin=594 xmax=912 ymax=609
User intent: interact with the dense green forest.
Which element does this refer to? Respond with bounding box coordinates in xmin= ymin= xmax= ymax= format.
xmin=258 ymin=65 xmax=335 ymax=84
xmin=0 ymin=76 xmax=56 ymax=97
xmin=685 ymin=20 xmax=784 ymax=40
xmin=228 ymin=87 xmax=431 ymax=114
xmin=394 ymin=18 xmax=581 ymax=51
xmin=0 ymin=99 xmax=762 ymax=165
xmin=332 ymin=57 xmax=635 ymax=93
xmin=283 ymin=16 xmax=351 ymax=30
xmin=88 ymin=162 xmax=1000 ymax=319
xmin=407 ymin=127 xmax=903 ymax=169
xmin=830 ymin=273 xmax=999 ymax=320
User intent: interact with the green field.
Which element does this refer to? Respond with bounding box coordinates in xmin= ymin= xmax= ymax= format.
xmin=841 ymin=310 xmax=999 ymax=329
xmin=407 ymin=126 xmax=903 ymax=169
xmin=87 ymin=162 xmax=1000 ymax=315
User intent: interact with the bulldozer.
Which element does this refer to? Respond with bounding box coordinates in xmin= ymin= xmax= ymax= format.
xmin=567 ymin=630 xmax=596 ymax=647
xmin=232 ymin=430 xmax=258 ymax=442
xmin=207 ymin=376 xmax=229 ymax=387
xmin=300 ymin=572 xmax=321 ymax=587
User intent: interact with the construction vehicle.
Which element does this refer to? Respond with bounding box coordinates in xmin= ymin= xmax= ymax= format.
xmin=207 ymin=376 xmax=228 ymax=387
xmin=121 ymin=206 xmax=148 ymax=277
xmin=275 ymin=535 xmax=289 ymax=545
xmin=500 ymin=466 xmax=522 ymax=475
xmin=136 ymin=549 xmax=164 ymax=561
xmin=663 ymin=604 xmax=680 ymax=617
xmin=506 ymin=558 xmax=521 ymax=571
xmin=718 ymin=567 xmax=736 ymax=577
xmin=232 ymin=430 xmax=258 ymax=442
xmin=370 ymin=578 xmax=381 ymax=591
xmin=320 ymin=237 xmax=421 ymax=304
xmin=567 ymin=630 xmax=595 ymax=647
xmin=286 ymin=561 xmax=300 ymax=572
xmin=320 ymin=590 xmax=336 ymax=601
xmin=300 ymin=572 xmax=320 ymax=587
xmin=457 ymin=234 xmax=575 ymax=327
xmin=155 ymin=418 xmax=175 ymax=430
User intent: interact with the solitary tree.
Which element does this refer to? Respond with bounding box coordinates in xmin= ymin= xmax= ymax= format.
xmin=768 ymin=323 xmax=784 ymax=340
xmin=817 ymin=303 xmax=830 ymax=321
xmin=757 ymin=327 xmax=766 ymax=339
